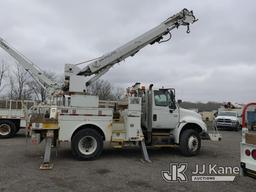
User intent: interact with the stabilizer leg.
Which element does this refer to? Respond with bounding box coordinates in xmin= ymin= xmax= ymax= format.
xmin=140 ymin=139 xmax=151 ymax=163
xmin=40 ymin=131 xmax=54 ymax=170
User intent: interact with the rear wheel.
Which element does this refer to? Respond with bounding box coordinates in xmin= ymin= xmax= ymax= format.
xmin=179 ymin=129 xmax=201 ymax=156
xmin=0 ymin=120 xmax=17 ymax=138
xmin=71 ymin=129 xmax=103 ymax=160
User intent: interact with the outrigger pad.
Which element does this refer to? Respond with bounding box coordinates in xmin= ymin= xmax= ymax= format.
xmin=40 ymin=163 xmax=53 ymax=170
xmin=209 ymin=133 xmax=222 ymax=141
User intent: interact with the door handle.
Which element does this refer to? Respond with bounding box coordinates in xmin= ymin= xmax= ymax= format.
xmin=153 ymin=114 xmax=157 ymax=121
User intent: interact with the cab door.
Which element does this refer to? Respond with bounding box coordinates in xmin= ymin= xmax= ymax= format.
xmin=152 ymin=90 xmax=179 ymax=129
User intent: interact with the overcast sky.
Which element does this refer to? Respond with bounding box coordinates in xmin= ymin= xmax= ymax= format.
xmin=0 ymin=0 xmax=255 ymax=103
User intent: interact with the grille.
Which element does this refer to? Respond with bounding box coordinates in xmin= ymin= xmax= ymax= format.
xmin=217 ymin=118 xmax=232 ymax=123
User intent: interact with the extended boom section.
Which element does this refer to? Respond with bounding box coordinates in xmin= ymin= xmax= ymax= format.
xmin=65 ymin=8 xmax=197 ymax=90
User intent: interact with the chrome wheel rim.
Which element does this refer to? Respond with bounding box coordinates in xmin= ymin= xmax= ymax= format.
xmin=78 ymin=136 xmax=97 ymax=155
xmin=188 ymin=135 xmax=199 ymax=152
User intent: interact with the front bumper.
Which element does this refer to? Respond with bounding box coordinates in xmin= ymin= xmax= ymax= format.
xmin=216 ymin=122 xmax=238 ymax=129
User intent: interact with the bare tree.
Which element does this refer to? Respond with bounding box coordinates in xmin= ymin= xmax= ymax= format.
xmin=8 ymin=63 xmax=32 ymax=100
xmin=0 ymin=60 xmax=7 ymax=94
xmin=112 ymin=87 xmax=125 ymax=101
xmin=88 ymin=80 xmax=115 ymax=100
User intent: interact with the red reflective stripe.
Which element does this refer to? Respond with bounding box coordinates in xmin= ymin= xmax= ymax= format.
xmin=242 ymin=103 xmax=256 ymax=128
xmin=59 ymin=113 xmax=110 ymax=117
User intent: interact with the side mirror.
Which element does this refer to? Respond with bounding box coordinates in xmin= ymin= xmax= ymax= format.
xmin=177 ymin=99 xmax=182 ymax=104
xmin=169 ymin=102 xmax=176 ymax=112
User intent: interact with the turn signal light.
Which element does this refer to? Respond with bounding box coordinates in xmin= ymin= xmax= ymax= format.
xmin=245 ymin=149 xmax=251 ymax=156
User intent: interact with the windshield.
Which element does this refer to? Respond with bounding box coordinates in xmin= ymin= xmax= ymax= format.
xmin=218 ymin=111 xmax=237 ymax=117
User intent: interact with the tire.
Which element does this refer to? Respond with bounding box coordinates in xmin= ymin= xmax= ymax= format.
xmin=179 ymin=129 xmax=201 ymax=156
xmin=14 ymin=127 xmax=20 ymax=134
xmin=0 ymin=120 xmax=17 ymax=138
xmin=234 ymin=123 xmax=240 ymax=132
xmin=71 ymin=129 xmax=103 ymax=160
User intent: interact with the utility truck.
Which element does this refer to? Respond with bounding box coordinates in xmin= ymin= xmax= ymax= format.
xmin=0 ymin=9 xmax=221 ymax=169
xmin=0 ymin=100 xmax=35 ymax=138
xmin=241 ymin=103 xmax=256 ymax=178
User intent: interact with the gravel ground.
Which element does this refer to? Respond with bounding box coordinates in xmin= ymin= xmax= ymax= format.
xmin=0 ymin=129 xmax=255 ymax=192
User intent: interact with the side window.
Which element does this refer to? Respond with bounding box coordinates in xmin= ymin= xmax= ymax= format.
xmin=154 ymin=91 xmax=168 ymax=106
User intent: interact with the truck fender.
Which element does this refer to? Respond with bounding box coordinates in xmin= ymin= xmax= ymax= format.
xmin=171 ymin=118 xmax=207 ymax=144
xmin=70 ymin=121 xmax=109 ymax=142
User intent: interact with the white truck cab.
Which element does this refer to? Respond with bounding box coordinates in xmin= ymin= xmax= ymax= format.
xmin=140 ymin=86 xmax=211 ymax=156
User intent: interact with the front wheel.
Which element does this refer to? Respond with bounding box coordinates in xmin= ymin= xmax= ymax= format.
xmin=71 ymin=129 xmax=103 ymax=160
xmin=179 ymin=129 xmax=201 ymax=156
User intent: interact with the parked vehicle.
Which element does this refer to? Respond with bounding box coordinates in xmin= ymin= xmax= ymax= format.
xmin=0 ymin=100 xmax=35 ymax=138
xmin=240 ymin=103 xmax=256 ymax=178
xmin=215 ymin=111 xmax=241 ymax=131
